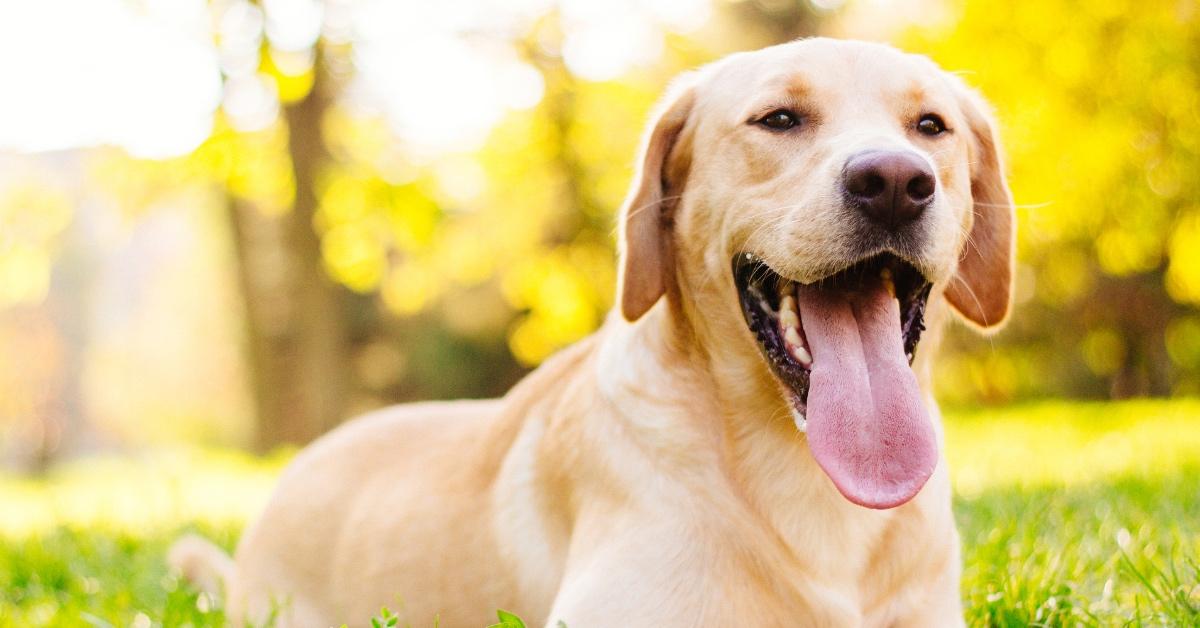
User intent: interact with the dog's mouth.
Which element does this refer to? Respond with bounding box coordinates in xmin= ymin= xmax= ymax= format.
xmin=733 ymin=252 xmax=937 ymax=509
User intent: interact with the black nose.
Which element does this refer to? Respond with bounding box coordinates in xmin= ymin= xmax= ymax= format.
xmin=841 ymin=150 xmax=935 ymax=229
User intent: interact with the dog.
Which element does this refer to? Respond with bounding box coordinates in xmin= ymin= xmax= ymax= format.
xmin=171 ymin=37 xmax=1013 ymax=627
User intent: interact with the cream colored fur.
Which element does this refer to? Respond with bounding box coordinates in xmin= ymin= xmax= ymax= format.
xmin=171 ymin=38 xmax=1013 ymax=627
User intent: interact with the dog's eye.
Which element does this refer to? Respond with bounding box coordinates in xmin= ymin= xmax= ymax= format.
xmin=759 ymin=110 xmax=800 ymax=131
xmin=916 ymin=114 xmax=947 ymax=136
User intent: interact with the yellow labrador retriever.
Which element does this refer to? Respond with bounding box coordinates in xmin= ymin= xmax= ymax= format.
xmin=172 ymin=37 xmax=1013 ymax=627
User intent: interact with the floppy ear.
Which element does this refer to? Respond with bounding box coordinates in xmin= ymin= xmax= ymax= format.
xmin=944 ymin=81 xmax=1016 ymax=330
xmin=617 ymin=76 xmax=697 ymax=321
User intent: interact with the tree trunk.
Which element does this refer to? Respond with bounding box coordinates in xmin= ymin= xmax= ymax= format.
xmin=226 ymin=58 xmax=352 ymax=451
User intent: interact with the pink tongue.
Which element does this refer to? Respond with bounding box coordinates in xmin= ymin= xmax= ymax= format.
xmin=796 ymin=280 xmax=936 ymax=509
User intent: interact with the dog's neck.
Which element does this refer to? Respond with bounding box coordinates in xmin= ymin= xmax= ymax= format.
xmin=594 ymin=298 xmax=808 ymax=459
xmin=593 ymin=302 xmax=716 ymax=425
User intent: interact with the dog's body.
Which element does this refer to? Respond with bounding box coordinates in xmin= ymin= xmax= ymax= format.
xmin=173 ymin=38 xmax=1013 ymax=627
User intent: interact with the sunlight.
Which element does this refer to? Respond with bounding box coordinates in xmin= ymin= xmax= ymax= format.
xmin=0 ymin=0 xmax=221 ymax=158
xmin=0 ymin=0 xmax=714 ymax=159
xmin=560 ymin=0 xmax=710 ymax=80
xmin=351 ymin=5 xmax=546 ymax=157
xmin=1 ymin=1 xmax=1197 ymax=624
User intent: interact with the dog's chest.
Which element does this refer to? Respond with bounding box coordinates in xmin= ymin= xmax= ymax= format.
xmin=733 ymin=432 xmax=952 ymax=617
xmin=748 ymin=452 xmax=892 ymax=575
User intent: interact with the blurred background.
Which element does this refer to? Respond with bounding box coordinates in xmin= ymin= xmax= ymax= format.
xmin=3 ymin=2 xmax=1200 ymax=625
xmin=1 ymin=0 xmax=1197 ymax=469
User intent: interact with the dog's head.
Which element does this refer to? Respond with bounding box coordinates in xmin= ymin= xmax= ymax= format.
xmin=616 ymin=39 xmax=1014 ymax=509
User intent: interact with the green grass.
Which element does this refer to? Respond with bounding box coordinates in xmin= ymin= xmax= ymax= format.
xmin=0 ymin=524 xmax=239 ymax=627
xmin=2 ymin=400 xmax=1198 ymax=627
xmin=943 ymin=400 xmax=1200 ymax=626
xmin=955 ymin=470 xmax=1199 ymax=625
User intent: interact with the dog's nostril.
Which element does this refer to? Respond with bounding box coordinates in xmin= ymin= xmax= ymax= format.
xmin=906 ymin=173 xmax=934 ymax=202
xmin=845 ymin=171 xmax=887 ymax=199
xmin=861 ymin=174 xmax=886 ymax=198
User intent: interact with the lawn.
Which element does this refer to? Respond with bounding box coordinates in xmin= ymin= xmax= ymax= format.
xmin=2 ymin=400 xmax=1198 ymax=627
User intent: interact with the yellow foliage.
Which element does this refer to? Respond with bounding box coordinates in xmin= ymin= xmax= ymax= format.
xmin=0 ymin=181 xmax=72 ymax=306
xmin=263 ymin=47 xmax=315 ymax=105
xmin=321 ymin=222 xmax=386 ymax=292
xmin=0 ymin=246 xmax=53 ymax=306
xmin=1165 ymin=315 xmax=1200 ymax=369
xmin=435 ymin=228 xmax=497 ymax=286
xmin=193 ymin=117 xmax=295 ymax=213
xmin=382 ymin=261 xmax=440 ymax=315
xmin=504 ymin=246 xmax=611 ymax=365
xmin=909 ymin=0 xmax=1200 ymax=399
xmin=1166 ymin=211 xmax=1200 ymax=304
xmin=1036 ymin=248 xmax=1091 ymax=306
xmin=1081 ymin=328 xmax=1125 ymax=376
xmin=1096 ymin=228 xmax=1160 ymax=277
xmin=8 ymin=0 xmax=1196 ymax=405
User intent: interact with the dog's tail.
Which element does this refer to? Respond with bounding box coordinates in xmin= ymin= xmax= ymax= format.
xmin=168 ymin=534 xmax=234 ymax=598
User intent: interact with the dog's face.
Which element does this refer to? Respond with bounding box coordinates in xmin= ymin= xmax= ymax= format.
xmin=617 ymin=39 xmax=1014 ymax=509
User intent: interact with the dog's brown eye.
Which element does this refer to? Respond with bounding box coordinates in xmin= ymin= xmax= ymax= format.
xmin=759 ymin=110 xmax=800 ymax=131
xmin=916 ymin=114 xmax=946 ymax=136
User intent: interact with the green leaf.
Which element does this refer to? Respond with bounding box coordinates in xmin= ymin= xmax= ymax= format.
xmin=486 ymin=609 xmax=526 ymax=628
xmin=371 ymin=606 xmax=399 ymax=628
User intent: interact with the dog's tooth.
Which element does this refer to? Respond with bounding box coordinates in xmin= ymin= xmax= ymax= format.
xmin=784 ymin=326 xmax=803 ymax=347
xmin=784 ymin=327 xmax=813 ymax=365
xmin=791 ymin=408 xmax=807 ymax=433
xmin=779 ymin=295 xmax=799 ymax=328
xmin=792 ymin=344 xmax=813 ymax=367
xmin=880 ymin=267 xmax=896 ymax=298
